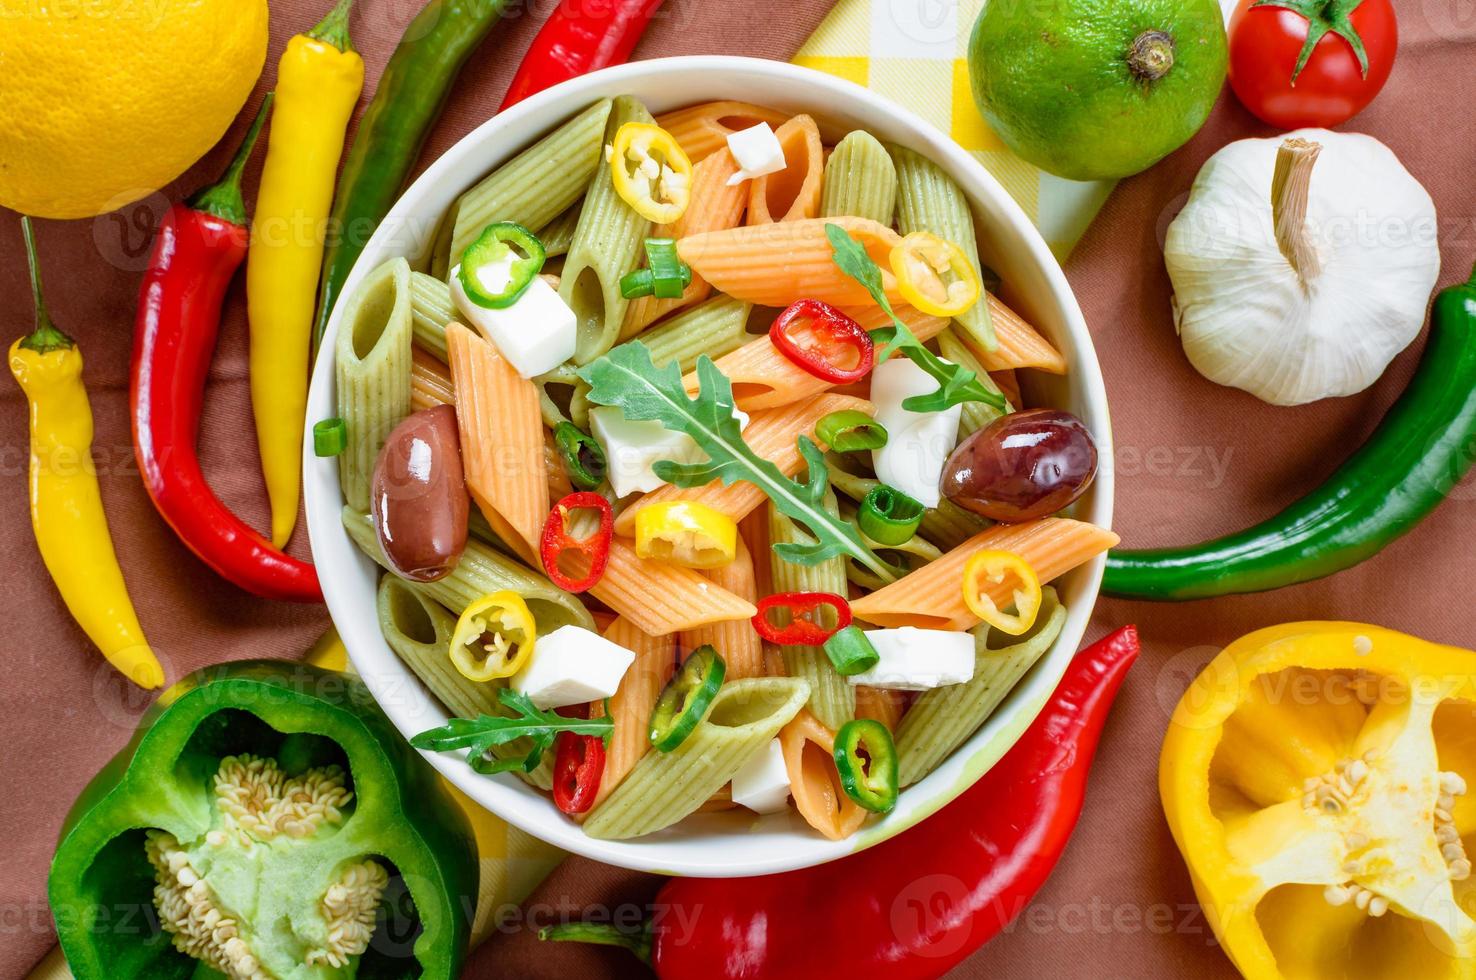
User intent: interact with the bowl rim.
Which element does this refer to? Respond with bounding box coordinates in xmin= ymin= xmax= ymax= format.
xmin=304 ymin=54 xmax=1113 ymax=877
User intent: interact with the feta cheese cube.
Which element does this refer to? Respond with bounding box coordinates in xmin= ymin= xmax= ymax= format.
xmin=590 ymin=404 xmax=750 ymax=499
xmin=724 ymin=123 xmax=787 ymax=185
xmin=730 ymin=738 xmax=791 ymax=814
xmin=847 ymin=627 xmax=975 ymax=691
xmin=870 ymin=356 xmax=963 ymax=507
xmin=510 ymin=625 xmax=635 ymax=710
xmin=449 ymin=264 xmax=576 ymax=378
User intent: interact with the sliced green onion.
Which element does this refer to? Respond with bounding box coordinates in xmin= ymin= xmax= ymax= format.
xmin=313 ymin=418 xmax=347 ymax=457
xmin=554 ymin=421 xmax=607 ymax=491
xmin=619 ymin=238 xmax=693 ymax=299
xmin=816 ymin=410 xmax=887 ymax=453
xmin=823 ymin=625 xmax=880 ymax=676
xmin=858 ymin=485 xmax=924 ymax=546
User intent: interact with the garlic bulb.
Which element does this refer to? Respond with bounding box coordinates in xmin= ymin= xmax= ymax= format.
xmin=1165 ymin=129 xmax=1440 ymax=406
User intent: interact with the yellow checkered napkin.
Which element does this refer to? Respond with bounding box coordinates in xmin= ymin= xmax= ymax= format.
xmin=794 ymin=0 xmax=1114 ymax=258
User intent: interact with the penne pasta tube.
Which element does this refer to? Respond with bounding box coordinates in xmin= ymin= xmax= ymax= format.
xmin=583 ymin=677 xmax=811 ymax=839
xmin=557 ymin=536 xmax=758 ymax=635
xmin=747 ymin=114 xmax=823 ymax=225
xmin=586 ymin=618 xmax=675 ymax=813
xmin=957 ymin=296 xmax=1069 ymax=375
xmin=740 ymin=510 xmax=774 ymax=600
xmin=335 ymin=257 xmax=413 ymax=513
xmin=446 ymin=322 xmax=548 ymax=562
xmin=936 ymin=327 xmax=1012 ymax=437
xmin=849 ymin=519 xmax=1118 ymax=630
xmin=409 ymin=270 xmax=455 ymax=360
xmin=678 ymin=216 xmax=903 ymax=310
xmin=411 ymin=346 xmax=454 ymax=412
xmin=779 ymin=709 xmax=868 ymax=841
xmin=679 ymin=535 xmax=765 ymax=680
xmin=613 ymin=393 xmax=874 ymax=537
xmin=538 ymin=201 xmax=582 ymax=258
xmin=895 ymin=590 xmax=1067 ymax=786
xmin=854 ymin=685 xmax=906 ymax=731
xmin=820 ymin=130 xmax=898 ymax=225
xmin=623 ymin=148 xmax=748 ymax=336
xmin=623 ymin=294 xmax=753 ymax=373
xmin=654 ymin=100 xmax=791 ymax=162
xmin=991 ymin=369 xmax=1023 ymax=406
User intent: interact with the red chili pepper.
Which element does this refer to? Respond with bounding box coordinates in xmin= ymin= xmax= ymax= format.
xmin=130 ymin=97 xmax=322 ymax=604
xmin=501 ymin=0 xmax=666 ymax=110
xmin=540 ymin=625 xmax=1140 ymax=977
xmin=552 ymin=731 xmax=606 ymax=815
xmin=751 ymin=592 xmax=852 ymax=646
xmin=540 ymin=491 xmax=613 ymax=593
xmin=769 ymin=299 xmax=875 ymax=384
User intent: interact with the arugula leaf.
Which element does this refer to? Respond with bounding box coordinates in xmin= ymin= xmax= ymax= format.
xmin=578 ymin=342 xmax=897 ymax=580
xmin=825 ymin=223 xmax=1006 ymax=415
xmin=411 ymin=688 xmax=614 ymax=777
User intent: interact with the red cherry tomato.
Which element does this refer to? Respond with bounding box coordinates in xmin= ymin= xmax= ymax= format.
xmin=1228 ymin=0 xmax=1397 ymax=129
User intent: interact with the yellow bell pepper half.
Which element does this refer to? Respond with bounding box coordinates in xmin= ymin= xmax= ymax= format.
xmin=609 ymin=122 xmax=692 ymax=224
xmin=450 ymin=591 xmax=537 ymax=682
xmin=635 ymin=500 xmax=737 ymax=569
xmin=889 ymin=231 xmax=980 ymax=319
xmin=1161 ymin=622 xmax=1476 ymax=979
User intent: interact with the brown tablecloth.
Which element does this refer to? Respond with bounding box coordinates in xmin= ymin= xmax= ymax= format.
xmin=5 ymin=1 xmax=1475 ymax=977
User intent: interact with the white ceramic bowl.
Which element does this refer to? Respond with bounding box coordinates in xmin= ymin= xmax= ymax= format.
xmin=305 ymin=56 xmax=1112 ymax=877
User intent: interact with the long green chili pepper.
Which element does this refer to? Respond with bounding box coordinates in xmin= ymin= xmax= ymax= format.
xmin=311 ymin=0 xmax=516 ymax=353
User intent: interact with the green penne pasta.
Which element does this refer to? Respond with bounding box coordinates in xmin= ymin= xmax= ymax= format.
xmin=826 ymin=457 xmax=991 ymax=553
xmin=895 ymin=588 xmax=1066 ymax=787
xmin=937 ymin=327 xmax=1013 ymax=436
xmin=451 ymin=99 xmax=613 ymax=260
xmin=335 ymin=257 xmax=413 ymax=513
xmin=583 ymin=677 xmax=811 ymax=839
xmin=533 ymin=361 xmax=590 ymax=429
xmin=820 ymin=130 xmax=897 ymax=224
xmin=768 ymin=494 xmax=854 ymax=731
xmin=537 ymin=200 xmax=583 ymax=258
xmin=344 ymin=507 xmax=595 ymax=636
xmin=409 ymin=270 xmax=454 ymax=361
xmin=425 ymin=201 xmax=459 ymax=281
xmin=890 ymin=143 xmax=996 ymax=351
xmin=564 ymin=96 xmax=655 ymax=364
xmin=838 ymin=507 xmax=943 ymax=592
xmin=617 ymin=294 xmax=754 ymax=372
xmin=376 ymin=576 xmax=554 ymax=789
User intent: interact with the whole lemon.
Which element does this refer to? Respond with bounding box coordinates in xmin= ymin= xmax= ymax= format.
xmin=0 ymin=0 xmax=269 ymax=219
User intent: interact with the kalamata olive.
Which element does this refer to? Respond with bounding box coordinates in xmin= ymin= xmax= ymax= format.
xmin=940 ymin=408 xmax=1098 ymax=523
xmin=371 ymin=405 xmax=468 ymax=582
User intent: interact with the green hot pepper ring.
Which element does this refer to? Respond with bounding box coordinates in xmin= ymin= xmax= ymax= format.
xmin=834 ymin=718 xmax=899 ymax=814
xmin=648 ymin=645 xmax=726 ymax=752
xmin=553 ymin=421 xmax=609 ymax=491
xmin=458 ymin=221 xmax=546 ymax=308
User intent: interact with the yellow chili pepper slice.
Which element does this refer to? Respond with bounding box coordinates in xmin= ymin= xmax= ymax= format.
xmin=961 ymin=550 xmax=1042 ymax=635
xmin=890 ymin=231 xmax=981 ymax=318
xmin=609 ymin=123 xmax=693 ymax=224
xmin=634 ymin=501 xmax=737 ymax=569
xmin=450 ymin=591 xmax=537 ymax=682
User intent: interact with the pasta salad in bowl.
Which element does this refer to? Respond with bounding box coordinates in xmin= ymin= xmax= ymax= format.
xmin=304 ymin=57 xmax=1113 ymax=876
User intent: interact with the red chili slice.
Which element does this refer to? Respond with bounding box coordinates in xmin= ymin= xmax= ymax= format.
xmin=752 ymin=591 xmax=853 ymax=646
xmin=769 ymin=299 xmax=874 ymax=384
xmin=552 ymin=731 xmax=606 ymax=815
xmin=540 ymin=492 xmax=613 ymax=594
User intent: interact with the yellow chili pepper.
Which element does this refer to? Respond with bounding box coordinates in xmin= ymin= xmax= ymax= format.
xmin=245 ymin=0 xmax=365 ymax=549
xmin=12 ymin=219 xmax=162 ymax=690
xmin=890 ymin=231 xmax=981 ymax=318
xmin=961 ymin=549 xmax=1042 ymax=635
xmin=451 ymin=591 xmax=537 ymax=682
xmin=609 ymin=122 xmax=693 ymax=224
xmin=635 ymin=500 xmax=737 ymax=568
xmin=1162 ymin=622 xmax=1476 ymax=979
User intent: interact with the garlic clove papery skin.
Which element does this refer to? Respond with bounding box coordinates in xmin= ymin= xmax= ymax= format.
xmin=1166 ymin=128 xmax=1440 ymax=407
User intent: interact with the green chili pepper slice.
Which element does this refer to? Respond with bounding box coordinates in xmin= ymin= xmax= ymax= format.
xmin=648 ymin=645 xmax=726 ymax=752
xmin=817 ymin=410 xmax=888 ymax=453
xmin=619 ymin=238 xmax=693 ymax=299
xmin=313 ymin=418 xmax=347 ymax=457
xmin=554 ymin=421 xmax=608 ymax=491
xmin=458 ymin=221 xmax=546 ymax=309
xmin=834 ymin=718 xmax=899 ymax=814
xmin=823 ymin=625 xmax=881 ymax=676
xmin=858 ymin=485 xmax=925 ymax=546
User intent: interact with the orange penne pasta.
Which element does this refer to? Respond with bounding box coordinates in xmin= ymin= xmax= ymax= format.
xmin=586 ymin=618 xmax=675 ymax=814
xmin=410 ymin=346 xmax=453 ymax=411
xmin=679 ymin=535 xmax=764 ymax=680
xmin=850 ymin=518 xmax=1118 ymax=630
xmin=854 ymin=686 xmax=907 ymax=730
xmin=780 ymin=710 xmax=867 ymax=840
xmin=613 ymin=393 xmax=873 ymax=537
xmin=623 ymin=148 xmax=747 ymax=337
xmin=678 ymin=216 xmax=903 ymax=310
xmin=446 ymin=323 xmax=548 ymax=563
xmin=955 ymin=296 xmax=1068 ymax=374
xmin=739 ymin=510 xmax=773 ymax=600
xmin=692 ymin=304 xmax=946 ymax=411
xmin=561 ymin=537 xmax=757 ymax=634
xmin=747 ymin=115 xmax=823 ymax=225
xmin=655 ymin=100 xmax=791 ymax=162
xmin=991 ymin=369 xmax=1022 ymax=407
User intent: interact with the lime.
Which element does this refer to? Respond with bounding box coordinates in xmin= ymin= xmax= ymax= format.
xmin=968 ymin=0 xmax=1227 ymax=181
